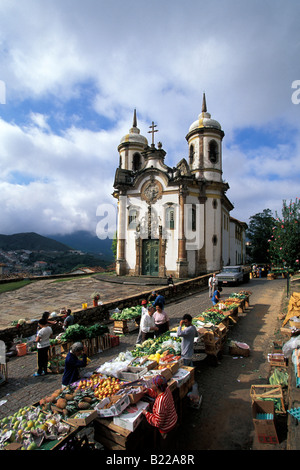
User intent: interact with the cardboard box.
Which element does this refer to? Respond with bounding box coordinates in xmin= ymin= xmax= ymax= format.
xmin=128 ymin=386 xmax=145 ymax=404
xmin=118 ymin=366 xmax=148 ymax=381
xmin=95 ymin=394 xmax=130 ymax=418
xmin=143 ymin=367 xmax=173 ymax=382
xmin=172 ymin=368 xmax=191 ymax=387
xmin=113 ymin=400 xmax=149 ymax=432
xmin=66 ymin=409 xmax=98 ymax=426
xmin=129 ymin=357 xmax=157 ymax=371
xmin=158 ymin=361 xmax=179 ymax=375
xmin=250 ymin=384 xmax=286 ymax=413
xmin=252 ymin=400 xmax=279 ymax=444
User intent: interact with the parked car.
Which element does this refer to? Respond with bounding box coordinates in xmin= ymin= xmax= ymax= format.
xmin=216 ymin=265 xmax=250 ymax=286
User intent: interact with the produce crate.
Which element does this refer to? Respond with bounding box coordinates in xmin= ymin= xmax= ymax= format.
xmin=98 ymin=333 xmax=111 ymax=351
xmin=60 ymin=341 xmax=73 ymax=354
xmin=113 ymin=326 xmax=129 ymax=335
xmin=267 ymin=353 xmax=288 ymax=367
xmin=49 ymin=343 xmax=63 ymax=359
xmin=82 ymin=338 xmax=91 ymax=356
xmin=66 ymin=410 xmax=98 ymax=426
xmin=0 ymin=363 xmax=7 ymax=384
xmin=114 ymin=320 xmax=128 ymax=329
xmin=250 ymin=384 xmax=286 ymax=413
xmin=89 ymin=337 xmax=98 ymax=356
xmin=95 ymin=394 xmax=130 ymax=418
xmin=109 ymin=335 xmax=119 ymax=347
xmin=118 ymin=366 xmax=147 ymax=381
xmin=93 ymin=416 xmax=154 ymax=451
xmin=216 ymin=322 xmax=227 ymax=338
xmin=202 ymin=330 xmax=225 ymax=356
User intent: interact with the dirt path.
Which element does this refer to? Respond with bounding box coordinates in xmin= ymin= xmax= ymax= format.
xmin=175 ymin=278 xmax=286 ymax=450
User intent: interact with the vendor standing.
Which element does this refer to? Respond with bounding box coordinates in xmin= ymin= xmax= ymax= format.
xmin=152 ymin=292 xmax=165 ymax=309
xmin=62 ymin=342 xmax=88 ymax=387
xmin=63 ymin=309 xmax=74 ymax=330
xmin=153 ymin=303 xmax=169 ymax=336
xmin=176 ymin=314 xmax=198 ymax=366
xmin=142 ymin=375 xmax=178 ymax=439
xmin=34 ymin=318 xmax=53 ymax=377
xmin=211 ymin=287 xmax=223 ymax=306
xmin=140 ymin=306 xmax=158 ymax=342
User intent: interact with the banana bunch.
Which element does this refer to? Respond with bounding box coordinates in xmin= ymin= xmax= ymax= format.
xmin=269 ymin=368 xmax=288 ymax=386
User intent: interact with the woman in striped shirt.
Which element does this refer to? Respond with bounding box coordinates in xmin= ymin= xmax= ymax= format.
xmin=142 ymin=375 xmax=177 ymax=438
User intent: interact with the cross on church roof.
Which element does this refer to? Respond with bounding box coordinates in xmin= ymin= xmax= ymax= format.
xmin=148 ymin=121 xmax=158 ymax=146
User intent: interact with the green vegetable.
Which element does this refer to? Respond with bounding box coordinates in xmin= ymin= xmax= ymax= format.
xmin=112 ymin=305 xmax=143 ymax=320
xmin=59 ymin=323 xmax=108 ymax=342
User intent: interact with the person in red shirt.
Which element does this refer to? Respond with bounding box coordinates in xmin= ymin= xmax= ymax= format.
xmin=142 ymin=374 xmax=177 ymax=438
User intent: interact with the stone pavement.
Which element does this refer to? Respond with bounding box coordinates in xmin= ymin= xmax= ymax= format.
xmin=0 ymin=274 xmax=173 ymax=329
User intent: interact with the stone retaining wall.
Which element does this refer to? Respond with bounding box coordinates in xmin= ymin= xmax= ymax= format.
xmin=0 ymin=274 xmax=211 ymax=345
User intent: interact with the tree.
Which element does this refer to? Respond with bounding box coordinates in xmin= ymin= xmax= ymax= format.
xmin=268 ymin=198 xmax=300 ymax=269
xmin=246 ymin=209 xmax=275 ymax=264
xmin=111 ymin=231 xmax=117 ymax=260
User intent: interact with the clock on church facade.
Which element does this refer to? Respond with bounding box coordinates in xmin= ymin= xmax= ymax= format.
xmin=113 ymin=95 xmax=247 ymax=278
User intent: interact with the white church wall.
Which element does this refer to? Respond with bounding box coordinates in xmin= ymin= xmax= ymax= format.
xmin=205 ymin=195 xmax=222 ymax=272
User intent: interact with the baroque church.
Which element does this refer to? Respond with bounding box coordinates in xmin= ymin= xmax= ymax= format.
xmin=113 ymin=94 xmax=247 ymax=278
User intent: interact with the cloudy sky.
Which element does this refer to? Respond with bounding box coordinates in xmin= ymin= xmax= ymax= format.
xmin=0 ymin=0 xmax=299 ymax=239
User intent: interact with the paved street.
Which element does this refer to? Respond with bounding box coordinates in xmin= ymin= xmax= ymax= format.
xmin=0 ymin=275 xmax=167 ymax=329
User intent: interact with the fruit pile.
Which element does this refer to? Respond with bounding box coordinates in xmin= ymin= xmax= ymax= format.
xmin=0 ymin=406 xmax=71 ymax=450
xmin=93 ymin=377 xmax=124 ymax=400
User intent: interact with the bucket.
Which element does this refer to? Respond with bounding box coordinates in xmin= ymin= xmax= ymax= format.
xmin=16 ymin=343 xmax=27 ymax=357
xmin=82 ymin=303 xmax=88 ymax=309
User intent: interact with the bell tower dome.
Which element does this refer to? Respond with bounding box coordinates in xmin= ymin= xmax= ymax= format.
xmin=186 ymin=93 xmax=224 ymax=182
xmin=118 ymin=109 xmax=148 ymax=172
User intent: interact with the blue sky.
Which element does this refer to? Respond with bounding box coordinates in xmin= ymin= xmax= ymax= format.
xmin=0 ymin=0 xmax=299 ymax=237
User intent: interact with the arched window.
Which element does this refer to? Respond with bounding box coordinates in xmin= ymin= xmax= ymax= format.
xmin=132 ymin=153 xmax=141 ymax=171
xmin=165 ymin=206 xmax=175 ymax=230
xmin=189 ymin=144 xmax=194 ymax=166
xmin=212 ymin=234 xmax=218 ymax=246
xmin=128 ymin=207 xmax=139 ymax=230
xmin=208 ymin=140 xmax=218 ymax=164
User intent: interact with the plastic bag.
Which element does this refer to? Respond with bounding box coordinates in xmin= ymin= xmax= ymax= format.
xmin=282 ymin=336 xmax=300 ymax=357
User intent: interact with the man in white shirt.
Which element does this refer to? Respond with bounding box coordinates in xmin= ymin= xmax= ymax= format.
xmin=208 ymin=273 xmax=218 ymax=297
xmin=140 ymin=306 xmax=158 ymax=342
xmin=136 ymin=299 xmax=149 ymax=344
xmin=34 ymin=318 xmax=53 ymax=376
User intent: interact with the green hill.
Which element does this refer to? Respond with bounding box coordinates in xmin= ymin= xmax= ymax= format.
xmin=0 ymin=232 xmax=71 ymax=252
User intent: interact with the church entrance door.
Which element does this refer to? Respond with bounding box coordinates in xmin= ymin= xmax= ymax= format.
xmin=142 ymin=239 xmax=159 ymax=276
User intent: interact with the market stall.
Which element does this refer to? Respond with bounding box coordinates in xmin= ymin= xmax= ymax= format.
xmin=0 ymin=290 xmax=251 ymax=450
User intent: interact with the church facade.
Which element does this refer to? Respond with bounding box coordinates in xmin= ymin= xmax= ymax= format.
xmin=113 ymin=95 xmax=247 ymax=278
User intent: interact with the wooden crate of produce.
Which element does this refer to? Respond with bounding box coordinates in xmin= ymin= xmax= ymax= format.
xmin=93 ymin=417 xmax=154 ymax=451
xmin=250 ymin=384 xmax=286 ymax=413
xmin=98 ymin=333 xmax=112 ymax=350
xmin=48 ymin=343 xmax=63 ymax=359
xmin=267 ymin=353 xmax=288 ymax=367
xmin=0 ymin=363 xmax=7 ymax=384
xmin=114 ymin=320 xmax=128 ymax=329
